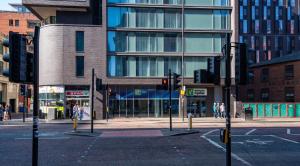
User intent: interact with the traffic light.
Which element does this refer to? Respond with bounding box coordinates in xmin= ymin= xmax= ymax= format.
xmin=214 ymin=56 xmax=221 ymax=85
xmin=108 ymin=87 xmax=112 ymax=96
xmin=20 ymin=84 xmax=26 ymax=96
xmin=194 ymin=70 xmax=201 ymax=83
xmin=235 ymin=43 xmax=248 ymax=85
xmin=173 ymin=73 xmax=181 ymax=91
xmin=162 ymin=78 xmax=168 ymax=90
xmin=96 ymin=78 xmax=102 ymax=92
xmin=2 ymin=32 xmax=33 ymax=83
xmin=194 ymin=69 xmax=208 ymax=84
xmin=207 ymin=58 xmax=213 ymax=83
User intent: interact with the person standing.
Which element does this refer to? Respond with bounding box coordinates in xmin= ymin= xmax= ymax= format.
xmin=79 ymin=106 xmax=84 ymax=121
xmin=0 ymin=104 xmax=3 ymax=121
xmin=6 ymin=105 xmax=11 ymax=120
xmin=220 ymin=103 xmax=225 ymax=118
xmin=72 ymin=104 xmax=79 ymax=121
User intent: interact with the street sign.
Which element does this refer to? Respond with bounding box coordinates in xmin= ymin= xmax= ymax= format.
xmin=186 ymin=88 xmax=207 ymax=97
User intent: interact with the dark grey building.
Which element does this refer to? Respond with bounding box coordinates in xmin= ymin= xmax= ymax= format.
xmin=23 ymin=0 xmax=236 ymax=119
xmin=239 ymin=0 xmax=300 ymax=64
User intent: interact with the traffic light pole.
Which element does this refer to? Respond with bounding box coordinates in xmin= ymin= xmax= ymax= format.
xmin=225 ymin=34 xmax=232 ymax=166
xmin=91 ymin=69 xmax=95 ymax=133
xmin=32 ymin=26 xmax=40 ymax=166
xmin=168 ymin=69 xmax=172 ymax=131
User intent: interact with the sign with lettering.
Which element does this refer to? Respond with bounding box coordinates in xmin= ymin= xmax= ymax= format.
xmin=186 ymin=88 xmax=207 ymax=97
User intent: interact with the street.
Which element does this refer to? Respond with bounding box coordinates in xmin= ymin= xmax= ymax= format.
xmin=1 ymin=122 xmax=300 ymax=166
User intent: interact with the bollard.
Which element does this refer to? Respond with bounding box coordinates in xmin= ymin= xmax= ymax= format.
xmin=188 ymin=113 xmax=192 ymax=130
xmin=73 ymin=117 xmax=77 ymax=132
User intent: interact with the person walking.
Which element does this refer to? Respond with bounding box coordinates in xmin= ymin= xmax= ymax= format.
xmin=216 ymin=103 xmax=220 ymax=118
xmin=213 ymin=102 xmax=217 ymax=118
xmin=220 ymin=103 xmax=225 ymax=118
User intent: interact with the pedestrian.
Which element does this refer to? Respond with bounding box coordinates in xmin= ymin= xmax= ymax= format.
xmin=79 ymin=107 xmax=84 ymax=121
xmin=72 ymin=103 xmax=79 ymax=121
xmin=0 ymin=105 xmax=3 ymax=121
xmin=213 ymin=102 xmax=217 ymax=118
xmin=5 ymin=104 xmax=11 ymax=120
xmin=220 ymin=103 xmax=225 ymax=118
xmin=216 ymin=103 xmax=220 ymax=118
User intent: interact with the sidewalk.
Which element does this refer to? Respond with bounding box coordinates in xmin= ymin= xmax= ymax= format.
xmin=1 ymin=117 xmax=300 ymax=128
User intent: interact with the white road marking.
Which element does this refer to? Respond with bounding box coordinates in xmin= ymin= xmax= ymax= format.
xmin=245 ymin=129 xmax=256 ymax=135
xmin=245 ymin=139 xmax=273 ymax=145
xmin=201 ymin=130 xmax=252 ymax=166
xmin=202 ymin=129 xmax=219 ymax=136
xmin=287 ymin=129 xmax=300 ymax=136
xmin=269 ymin=135 xmax=299 ymax=144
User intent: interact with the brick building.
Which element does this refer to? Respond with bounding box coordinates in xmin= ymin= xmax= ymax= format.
xmin=0 ymin=5 xmax=39 ymax=113
xmin=239 ymin=53 xmax=300 ymax=102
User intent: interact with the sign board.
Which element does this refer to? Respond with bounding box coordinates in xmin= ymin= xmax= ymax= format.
xmin=39 ymin=86 xmax=64 ymax=93
xmin=186 ymin=88 xmax=207 ymax=97
xmin=66 ymin=90 xmax=89 ymax=97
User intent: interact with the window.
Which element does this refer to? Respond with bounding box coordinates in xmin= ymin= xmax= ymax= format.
xmin=248 ymin=70 xmax=254 ymax=83
xmin=247 ymin=89 xmax=255 ymax=101
xmin=27 ymin=20 xmax=37 ymax=29
xmin=15 ymin=20 xmax=19 ymax=27
xmin=76 ymin=56 xmax=84 ymax=77
xmin=285 ymin=87 xmax=295 ymax=102
xmin=260 ymin=68 xmax=269 ymax=82
xmin=9 ymin=19 xmax=13 ymax=26
xmin=285 ymin=65 xmax=294 ymax=80
xmin=260 ymin=88 xmax=269 ymax=102
xmin=76 ymin=31 xmax=84 ymax=52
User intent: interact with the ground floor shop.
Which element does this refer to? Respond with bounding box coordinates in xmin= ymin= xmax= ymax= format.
xmin=38 ymin=85 xmax=222 ymax=119
xmin=107 ymin=85 xmax=218 ymax=118
xmin=39 ymin=85 xmax=91 ymax=120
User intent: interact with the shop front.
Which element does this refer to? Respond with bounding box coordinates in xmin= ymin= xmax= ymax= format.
xmin=109 ymin=86 xmax=179 ymax=118
xmin=39 ymin=86 xmax=64 ymax=119
xmin=65 ymin=85 xmax=90 ymax=120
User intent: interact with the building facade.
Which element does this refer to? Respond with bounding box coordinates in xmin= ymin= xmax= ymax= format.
xmin=238 ymin=0 xmax=300 ymax=103
xmin=240 ymin=53 xmax=300 ymax=102
xmin=0 ymin=6 xmax=39 ymax=113
xmin=23 ymin=0 xmax=237 ymax=119
xmin=238 ymin=0 xmax=300 ymax=65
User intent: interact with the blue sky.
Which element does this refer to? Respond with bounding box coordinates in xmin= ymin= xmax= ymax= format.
xmin=0 ymin=0 xmax=21 ymax=11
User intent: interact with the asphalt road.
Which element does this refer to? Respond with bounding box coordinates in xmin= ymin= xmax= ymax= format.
xmin=0 ymin=124 xmax=300 ymax=166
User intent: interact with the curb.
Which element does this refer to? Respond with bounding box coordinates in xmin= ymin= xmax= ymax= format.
xmin=64 ymin=131 xmax=100 ymax=137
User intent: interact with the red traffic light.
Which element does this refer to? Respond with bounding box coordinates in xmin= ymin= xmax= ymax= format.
xmin=162 ymin=78 xmax=168 ymax=86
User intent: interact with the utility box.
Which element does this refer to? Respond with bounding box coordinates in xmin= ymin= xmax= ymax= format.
xmin=245 ymin=107 xmax=253 ymax=121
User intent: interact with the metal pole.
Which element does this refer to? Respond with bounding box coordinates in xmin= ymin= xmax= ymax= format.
xmin=181 ymin=0 xmax=185 ymax=123
xmin=32 ymin=26 xmax=40 ymax=166
xmin=169 ymin=69 xmax=172 ymax=131
xmin=106 ymin=84 xmax=109 ymax=122
xmin=91 ymin=69 xmax=95 ymax=133
xmin=23 ymin=84 xmax=27 ymax=123
xmin=225 ymin=34 xmax=232 ymax=166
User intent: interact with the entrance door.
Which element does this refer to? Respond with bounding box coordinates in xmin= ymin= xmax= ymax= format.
xmin=187 ymin=98 xmax=207 ymax=117
xmin=9 ymin=99 xmax=16 ymax=113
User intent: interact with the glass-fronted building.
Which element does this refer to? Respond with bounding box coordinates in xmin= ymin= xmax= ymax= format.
xmin=23 ymin=0 xmax=235 ymax=119
xmin=106 ymin=0 xmax=232 ymax=118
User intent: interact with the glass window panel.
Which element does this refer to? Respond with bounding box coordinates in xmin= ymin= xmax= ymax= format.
xmin=185 ymin=34 xmax=213 ymax=53
xmin=76 ymin=31 xmax=84 ymax=52
xmin=76 ymin=56 xmax=84 ymax=77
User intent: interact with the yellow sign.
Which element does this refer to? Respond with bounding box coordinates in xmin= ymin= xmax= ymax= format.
xmin=180 ymin=90 xmax=185 ymax=96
